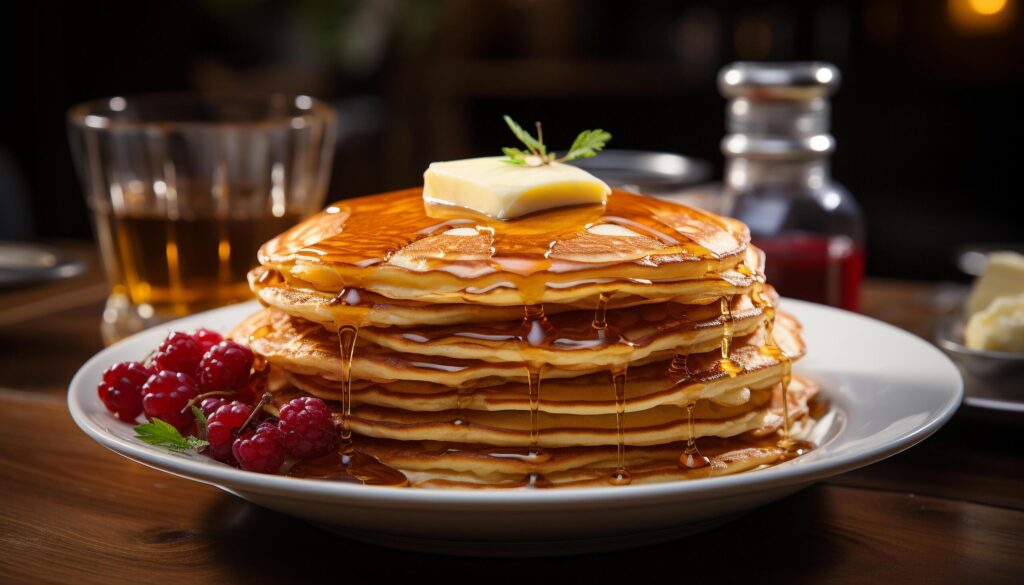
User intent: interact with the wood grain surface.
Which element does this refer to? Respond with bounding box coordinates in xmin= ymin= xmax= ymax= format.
xmin=1 ymin=245 xmax=1021 ymax=585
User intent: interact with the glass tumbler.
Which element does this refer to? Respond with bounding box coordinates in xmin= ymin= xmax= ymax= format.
xmin=68 ymin=93 xmax=337 ymax=343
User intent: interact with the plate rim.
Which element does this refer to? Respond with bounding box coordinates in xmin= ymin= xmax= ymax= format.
xmin=68 ymin=298 xmax=963 ymax=511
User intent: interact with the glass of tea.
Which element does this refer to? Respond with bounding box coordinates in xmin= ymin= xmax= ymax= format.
xmin=67 ymin=93 xmax=337 ymax=343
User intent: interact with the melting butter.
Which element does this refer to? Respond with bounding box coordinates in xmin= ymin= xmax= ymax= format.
xmin=423 ymin=156 xmax=610 ymax=220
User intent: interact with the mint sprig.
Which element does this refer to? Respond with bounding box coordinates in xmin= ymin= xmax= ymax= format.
xmin=501 ymin=115 xmax=611 ymax=166
xmin=564 ymin=128 xmax=612 ymax=161
xmin=134 ymin=418 xmax=208 ymax=452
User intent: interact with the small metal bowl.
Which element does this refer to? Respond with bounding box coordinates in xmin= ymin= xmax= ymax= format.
xmin=935 ymin=313 xmax=1024 ymax=413
xmin=568 ymin=150 xmax=712 ymax=194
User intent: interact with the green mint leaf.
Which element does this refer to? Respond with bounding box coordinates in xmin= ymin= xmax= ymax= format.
xmin=134 ymin=418 xmax=208 ymax=452
xmin=501 ymin=147 xmax=528 ymax=165
xmin=192 ymin=406 xmax=208 ymax=440
xmin=134 ymin=418 xmax=190 ymax=451
xmin=503 ymin=115 xmax=546 ymax=157
xmin=563 ymin=129 xmax=612 ymax=162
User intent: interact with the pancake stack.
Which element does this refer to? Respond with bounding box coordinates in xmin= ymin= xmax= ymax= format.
xmin=235 ymin=188 xmax=821 ymax=488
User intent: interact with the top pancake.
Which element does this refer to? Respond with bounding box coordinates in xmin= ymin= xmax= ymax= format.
xmin=257 ymin=188 xmax=752 ymax=306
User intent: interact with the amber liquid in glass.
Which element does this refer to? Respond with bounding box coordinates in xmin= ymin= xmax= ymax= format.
xmin=92 ymin=205 xmax=301 ymax=316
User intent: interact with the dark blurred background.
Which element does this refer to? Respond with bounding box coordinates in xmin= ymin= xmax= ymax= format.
xmin=9 ymin=0 xmax=1023 ymax=281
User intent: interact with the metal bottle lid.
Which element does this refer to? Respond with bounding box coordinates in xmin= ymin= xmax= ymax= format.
xmin=718 ymin=62 xmax=840 ymax=159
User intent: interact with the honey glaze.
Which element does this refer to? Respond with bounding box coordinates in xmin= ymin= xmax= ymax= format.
xmin=289 ymin=189 xmax=747 ymax=273
xmin=256 ymin=268 xmax=285 ymax=286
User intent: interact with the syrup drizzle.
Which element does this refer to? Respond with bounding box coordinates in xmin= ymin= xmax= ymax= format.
xmin=336 ymin=324 xmax=358 ymax=441
xmin=753 ymin=286 xmax=795 ymax=450
xmin=519 ymin=305 xmax=554 ymax=485
xmin=288 ymin=443 xmax=408 ymax=486
xmin=309 ymin=289 xmax=408 ymax=485
xmin=608 ymin=366 xmax=632 ymax=485
xmin=590 ymin=292 xmax=634 ymax=485
xmin=679 ymin=402 xmax=710 ymax=469
xmin=526 ymin=365 xmax=542 ymax=450
xmin=718 ymin=296 xmax=742 ymax=377
xmin=288 ymin=189 xmax=748 ymax=308
xmin=256 ymin=268 xmax=285 ymax=286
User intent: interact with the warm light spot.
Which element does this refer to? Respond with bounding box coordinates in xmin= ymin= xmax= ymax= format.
xmin=969 ymin=0 xmax=1007 ymax=15
xmin=948 ymin=0 xmax=1014 ymax=32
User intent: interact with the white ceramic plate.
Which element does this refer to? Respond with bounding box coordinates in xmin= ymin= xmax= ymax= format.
xmin=69 ymin=299 xmax=962 ymax=556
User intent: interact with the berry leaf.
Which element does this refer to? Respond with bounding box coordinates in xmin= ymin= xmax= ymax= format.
xmin=134 ymin=418 xmax=209 ymax=452
xmin=563 ymin=129 xmax=612 ymax=162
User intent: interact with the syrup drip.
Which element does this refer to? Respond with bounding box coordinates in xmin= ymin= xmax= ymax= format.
xmin=520 ymin=304 xmax=556 ymax=346
xmin=526 ymin=365 xmax=543 ymax=451
xmin=718 ymin=296 xmax=742 ymax=377
xmin=336 ymin=324 xmax=358 ymax=441
xmin=592 ymin=292 xmax=610 ymax=329
xmin=288 ymin=444 xmax=408 ymax=486
xmin=667 ymin=351 xmax=689 ymax=386
xmin=256 ymin=268 xmax=285 ymax=286
xmin=483 ymin=447 xmax=553 ymax=464
xmin=678 ymin=402 xmax=710 ymax=469
xmin=608 ymin=366 xmax=632 ymax=485
xmin=753 ymin=286 xmax=794 ymax=450
xmin=319 ymin=290 xmax=408 ymax=484
xmin=520 ymin=305 xmax=553 ymax=485
xmin=587 ymin=292 xmax=633 ymax=486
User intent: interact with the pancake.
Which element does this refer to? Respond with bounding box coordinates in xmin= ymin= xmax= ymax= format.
xmin=258 ymin=189 xmax=753 ymax=306
xmin=281 ymin=312 xmax=805 ymax=414
xmin=349 ymin=408 xmax=824 ymax=488
xmin=356 ymin=292 xmax=773 ymax=367
xmin=233 ymin=294 xmax=782 ymax=382
xmin=235 ymin=308 xmax=680 ymax=386
xmin=268 ymin=377 xmax=816 ymax=448
xmin=239 ymin=180 xmax=825 ymax=489
xmin=249 ymin=252 xmax=762 ymax=327
xmin=335 ymin=431 xmax=817 ymax=488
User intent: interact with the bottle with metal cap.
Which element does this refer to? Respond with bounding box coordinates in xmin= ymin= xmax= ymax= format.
xmin=719 ymin=61 xmax=864 ymax=311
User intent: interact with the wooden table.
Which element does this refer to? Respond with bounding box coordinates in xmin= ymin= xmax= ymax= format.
xmin=1 ymin=246 xmax=1021 ymax=584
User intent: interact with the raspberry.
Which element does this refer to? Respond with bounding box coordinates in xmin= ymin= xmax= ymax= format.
xmin=199 ymin=397 xmax=229 ymax=418
xmin=278 ymin=397 xmax=337 ymax=459
xmin=142 ymin=370 xmax=198 ymax=432
xmin=232 ymin=422 xmax=285 ymax=473
xmin=198 ymin=341 xmax=254 ymax=392
xmin=152 ymin=331 xmax=204 ymax=376
xmin=205 ymin=401 xmax=254 ymax=461
xmin=191 ymin=328 xmax=224 ymax=353
xmin=97 ymin=361 xmax=153 ymax=422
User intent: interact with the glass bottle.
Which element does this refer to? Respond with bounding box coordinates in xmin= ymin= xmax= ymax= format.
xmin=719 ymin=62 xmax=864 ymax=311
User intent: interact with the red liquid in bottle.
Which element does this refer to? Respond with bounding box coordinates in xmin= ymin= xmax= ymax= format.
xmin=753 ymin=234 xmax=863 ymax=311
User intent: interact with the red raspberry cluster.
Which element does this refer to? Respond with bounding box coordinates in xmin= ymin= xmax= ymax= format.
xmin=97 ymin=328 xmax=338 ymax=474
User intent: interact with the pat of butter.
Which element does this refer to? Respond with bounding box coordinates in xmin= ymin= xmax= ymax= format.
xmin=423 ymin=156 xmax=610 ymax=220
xmin=966 ymin=252 xmax=1024 ymax=317
xmin=965 ymin=293 xmax=1024 ymax=352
